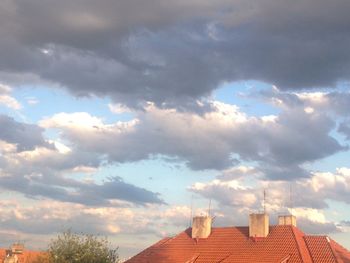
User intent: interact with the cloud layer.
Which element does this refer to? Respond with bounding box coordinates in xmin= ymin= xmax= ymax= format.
xmin=1 ymin=0 xmax=350 ymax=107
xmin=39 ymin=92 xmax=345 ymax=179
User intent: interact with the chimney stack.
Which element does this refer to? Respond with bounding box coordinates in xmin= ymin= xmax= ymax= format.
xmin=278 ymin=215 xmax=297 ymax=227
xmin=191 ymin=216 xmax=212 ymax=239
xmin=249 ymin=213 xmax=269 ymax=238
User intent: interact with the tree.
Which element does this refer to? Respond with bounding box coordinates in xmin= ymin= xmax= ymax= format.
xmin=39 ymin=230 xmax=119 ymax=263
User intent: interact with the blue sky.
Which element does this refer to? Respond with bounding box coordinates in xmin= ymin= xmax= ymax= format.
xmin=1 ymin=0 xmax=350 ymax=260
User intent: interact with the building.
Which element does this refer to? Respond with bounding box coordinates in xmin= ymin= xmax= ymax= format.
xmin=126 ymin=213 xmax=350 ymax=263
xmin=0 ymin=243 xmax=44 ymax=263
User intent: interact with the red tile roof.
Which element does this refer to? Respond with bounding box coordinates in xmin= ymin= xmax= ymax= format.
xmin=0 ymin=248 xmax=45 ymax=263
xmin=304 ymin=236 xmax=337 ymax=263
xmin=126 ymin=225 xmax=350 ymax=263
xmin=329 ymin=239 xmax=350 ymax=263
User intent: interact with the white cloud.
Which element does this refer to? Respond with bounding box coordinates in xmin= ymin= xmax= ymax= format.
xmin=337 ymin=167 xmax=350 ymax=177
xmin=36 ymin=99 xmax=343 ymax=175
xmin=291 ymin=207 xmax=326 ymax=224
xmin=0 ymin=140 xmax=17 ymax=154
xmin=108 ymin=103 xmax=131 ymax=114
xmin=190 ymin=166 xmax=350 ymax=215
xmin=304 ymin=107 xmax=314 ymax=114
xmin=26 ymin=97 xmax=39 ymax=105
xmin=0 ymin=84 xmax=21 ymax=110
xmin=51 ymin=140 xmax=71 ymax=154
xmin=295 ymin=91 xmax=328 ymax=105
xmin=40 ymin=112 xmax=105 ymax=130
xmin=190 ymin=179 xmax=257 ymax=208
xmin=70 ymin=165 xmax=98 ymax=174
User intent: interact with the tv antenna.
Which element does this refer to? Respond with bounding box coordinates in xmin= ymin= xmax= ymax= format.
xmin=189 ymin=194 xmax=193 ymax=227
xmin=208 ymin=198 xmax=212 ymax=217
xmin=263 ymin=189 xmax=266 ymax=213
xmin=289 ymin=183 xmax=294 ymax=215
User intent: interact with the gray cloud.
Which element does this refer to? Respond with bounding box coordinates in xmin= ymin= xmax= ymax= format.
xmin=0 ymin=114 xmax=164 ymax=206
xmin=339 ymin=121 xmax=350 ymax=140
xmin=339 ymin=220 xmax=350 ymax=227
xmin=1 ymin=0 xmax=350 ymax=108
xmin=73 ymin=176 xmax=165 ymax=205
xmin=0 ymin=174 xmax=164 ymax=206
xmin=0 ymin=115 xmax=48 ymax=151
xmin=297 ymin=218 xmax=340 ymax=235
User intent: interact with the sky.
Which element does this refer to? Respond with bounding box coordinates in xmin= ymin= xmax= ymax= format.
xmin=1 ymin=0 xmax=350 ymax=260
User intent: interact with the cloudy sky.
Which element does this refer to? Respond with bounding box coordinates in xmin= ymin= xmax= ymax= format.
xmin=1 ymin=0 xmax=350 ymax=259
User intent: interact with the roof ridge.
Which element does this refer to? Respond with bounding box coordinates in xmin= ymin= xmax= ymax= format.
xmin=154 ymin=237 xmax=172 ymax=247
xmin=291 ymin=225 xmax=313 ymax=263
xmin=330 ymin=237 xmax=350 ymax=253
xmin=302 ymin=236 xmax=315 ymax=263
xmin=168 ymin=228 xmax=190 ymax=241
xmin=328 ymin=238 xmax=345 ymax=263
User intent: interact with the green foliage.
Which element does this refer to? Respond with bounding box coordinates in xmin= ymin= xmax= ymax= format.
xmin=46 ymin=230 xmax=119 ymax=263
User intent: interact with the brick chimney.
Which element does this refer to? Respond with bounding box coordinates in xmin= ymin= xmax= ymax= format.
xmin=278 ymin=215 xmax=297 ymax=227
xmin=191 ymin=216 xmax=212 ymax=239
xmin=249 ymin=213 xmax=269 ymax=238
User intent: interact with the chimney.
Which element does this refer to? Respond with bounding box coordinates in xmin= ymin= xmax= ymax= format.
xmin=278 ymin=215 xmax=297 ymax=227
xmin=191 ymin=216 xmax=212 ymax=239
xmin=249 ymin=213 xmax=269 ymax=238
xmin=10 ymin=243 xmax=24 ymax=254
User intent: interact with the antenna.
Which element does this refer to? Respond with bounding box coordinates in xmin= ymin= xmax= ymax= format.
xmin=289 ymin=183 xmax=294 ymax=215
xmin=263 ymin=189 xmax=266 ymax=213
xmin=189 ymin=194 xmax=193 ymax=227
xmin=208 ymin=198 xmax=212 ymax=217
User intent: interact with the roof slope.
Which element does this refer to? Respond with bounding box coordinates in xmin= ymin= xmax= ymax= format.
xmin=330 ymin=239 xmax=350 ymax=263
xmin=126 ymin=225 xmax=350 ymax=263
xmin=304 ymin=236 xmax=350 ymax=263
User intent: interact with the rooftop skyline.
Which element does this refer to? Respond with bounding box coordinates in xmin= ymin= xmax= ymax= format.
xmin=1 ymin=0 xmax=350 ymax=259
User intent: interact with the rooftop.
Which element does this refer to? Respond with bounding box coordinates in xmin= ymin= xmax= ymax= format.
xmin=126 ymin=225 xmax=350 ymax=263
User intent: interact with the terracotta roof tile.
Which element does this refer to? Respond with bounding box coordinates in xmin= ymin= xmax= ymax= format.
xmin=291 ymin=226 xmax=313 ymax=263
xmin=304 ymin=236 xmax=337 ymax=263
xmin=329 ymin=239 xmax=350 ymax=263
